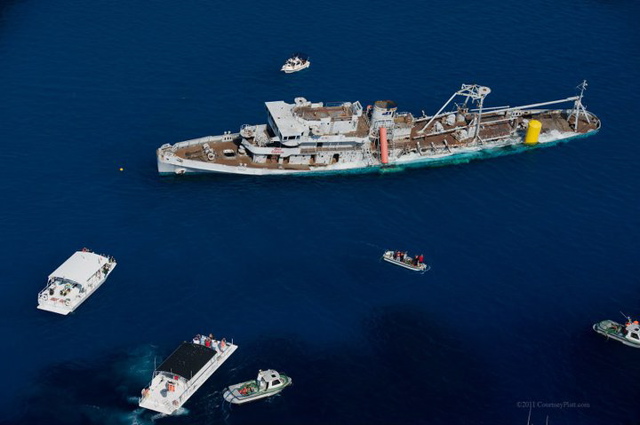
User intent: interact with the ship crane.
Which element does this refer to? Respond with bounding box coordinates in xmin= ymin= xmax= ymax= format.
xmin=416 ymin=84 xmax=492 ymax=142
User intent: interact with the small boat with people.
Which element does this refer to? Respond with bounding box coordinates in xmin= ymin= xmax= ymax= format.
xmin=139 ymin=334 xmax=238 ymax=415
xmin=222 ymin=369 xmax=292 ymax=404
xmin=382 ymin=250 xmax=429 ymax=272
xmin=280 ymin=52 xmax=310 ymax=73
xmin=37 ymin=248 xmax=116 ymax=315
xmin=593 ymin=314 xmax=640 ymax=348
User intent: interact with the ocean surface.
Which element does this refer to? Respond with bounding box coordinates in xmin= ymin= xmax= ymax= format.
xmin=1 ymin=0 xmax=639 ymax=424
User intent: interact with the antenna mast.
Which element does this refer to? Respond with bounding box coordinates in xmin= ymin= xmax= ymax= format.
xmin=569 ymin=80 xmax=591 ymax=131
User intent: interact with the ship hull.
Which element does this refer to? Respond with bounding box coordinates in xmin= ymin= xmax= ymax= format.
xmin=157 ymin=129 xmax=599 ymax=177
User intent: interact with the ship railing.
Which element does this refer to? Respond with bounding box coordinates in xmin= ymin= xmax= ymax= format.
xmin=483 ymin=98 xmax=580 ymax=117
xmin=324 ymin=101 xmax=349 ymax=107
xmin=470 ymin=105 xmax=510 ymax=112
xmin=300 ymin=145 xmax=361 ymax=154
xmin=173 ymin=135 xmax=222 ymax=149
xmin=414 ymin=97 xmax=581 ymax=136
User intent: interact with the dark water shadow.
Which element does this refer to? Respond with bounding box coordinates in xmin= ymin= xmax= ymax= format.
xmin=5 ymin=310 xmax=496 ymax=425
xmin=566 ymin=328 xmax=640 ymax=425
xmin=3 ymin=346 xmax=156 ymax=425
xmin=356 ymin=304 xmax=496 ymax=424
xmin=190 ymin=305 xmax=497 ymax=425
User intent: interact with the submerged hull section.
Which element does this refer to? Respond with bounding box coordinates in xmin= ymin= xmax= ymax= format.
xmin=157 ymin=84 xmax=600 ymax=177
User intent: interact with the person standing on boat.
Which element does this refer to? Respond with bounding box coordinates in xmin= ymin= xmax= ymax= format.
xmin=418 ymin=254 xmax=424 ymax=265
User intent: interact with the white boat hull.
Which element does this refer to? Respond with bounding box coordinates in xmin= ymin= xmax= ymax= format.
xmin=593 ymin=321 xmax=640 ymax=348
xmin=281 ymin=61 xmax=310 ymax=73
xmin=37 ymin=253 xmax=116 ymax=315
xmin=223 ymin=386 xmax=285 ymax=404
xmin=382 ymin=251 xmax=428 ymax=272
xmin=139 ymin=341 xmax=238 ymax=415
xmin=222 ymin=372 xmax=292 ymax=404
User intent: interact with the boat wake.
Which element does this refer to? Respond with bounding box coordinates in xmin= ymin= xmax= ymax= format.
xmin=10 ymin=346 xmax=166 ymax=425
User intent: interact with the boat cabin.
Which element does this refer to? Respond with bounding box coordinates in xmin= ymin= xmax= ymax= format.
xmin=257 ymin=369 xmax=286 ymax=391
xmin=624 ymin=321 xmax=640 ymax=342
xmin=37 ymin=250 xmax=115 ymax=315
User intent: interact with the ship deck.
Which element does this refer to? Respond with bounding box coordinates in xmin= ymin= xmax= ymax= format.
xmin=168 ymin=109 xmax=599 ymax=172
xmin=409 ymin=110 xmax=599 ymax=150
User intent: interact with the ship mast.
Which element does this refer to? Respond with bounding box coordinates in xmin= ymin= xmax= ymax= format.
xmin=568 ymin=80 xmax=591 ymax=131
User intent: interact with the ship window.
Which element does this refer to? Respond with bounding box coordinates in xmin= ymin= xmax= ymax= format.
xmin=631 ymin=333 xmax=639 ymax=340
xmin=272 ymin=379 xmax=281 ymax=386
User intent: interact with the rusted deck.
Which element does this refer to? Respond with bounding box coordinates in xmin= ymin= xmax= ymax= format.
xmin=170 ymin=109 xmax=599 ymax=171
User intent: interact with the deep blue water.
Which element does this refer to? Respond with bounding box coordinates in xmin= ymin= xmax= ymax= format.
xmin=1 ymin=0 xmax=639 ymax=424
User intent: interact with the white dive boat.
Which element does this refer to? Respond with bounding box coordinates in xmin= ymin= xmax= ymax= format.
xmin=37 ymin=249 xmax=116 ymax=315
xmin=280 ymin=53 xmax=310 ymax=73
xmin=382 ymin=250 xmax=429 ymax=272
xmin=139 ymin=335 xmax=238 ymax=415
xmin=593 ymin=316 xmax=640 ymax=348
xmin=156 ymin=82 xmax=600 ymax=176
xmin=223 ymin=369 xmax=292 ymax=404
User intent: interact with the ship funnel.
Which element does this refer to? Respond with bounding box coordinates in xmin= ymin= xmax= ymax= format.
xmin=371 ymin=100 xmax=397 ymax=128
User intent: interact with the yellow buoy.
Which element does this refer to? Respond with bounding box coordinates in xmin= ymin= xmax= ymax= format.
xmin=524 ymin=119 xmax=542 ymax=145
xmin=119 ymin=167 xmax=124 ymax=172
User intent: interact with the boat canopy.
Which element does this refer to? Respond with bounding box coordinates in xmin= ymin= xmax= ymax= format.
xmin=48 ymin=251 xmax=106 ymax=285
xmin=157 ymin=342 xmax=215 ymax=381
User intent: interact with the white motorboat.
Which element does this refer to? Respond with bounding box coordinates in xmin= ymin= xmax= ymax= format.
xmin=281 ymin=53 xmax=310 ymax=73
xmin=139 ymin=335 xmax=238 ymax=415
xmin=382 ymin=250 xmax=429 ymax=272
xmin=593 ymin=316 xmax=640 ymax=348
xmin=37 ymin=249 xmax=116 ymax=315
xmin=223 ymin=369 xmax=292 ymax=404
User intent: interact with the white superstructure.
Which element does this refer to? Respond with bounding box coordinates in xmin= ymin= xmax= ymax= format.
xmin=37 ymin=250 xmax=116 ymax=315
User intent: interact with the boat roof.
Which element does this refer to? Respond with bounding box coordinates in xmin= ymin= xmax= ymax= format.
xmin=157 ymin=342 xmax=215 ymax=381
xmin=265 ymin=101 xmax=308 ymax=138
xmin=627 ymin=323 xmax=640 ymax=333
xmin=49 ymin=251 xmax=106 ymax=284
xmin=258 ymin=369 xmax=281 ymax=381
